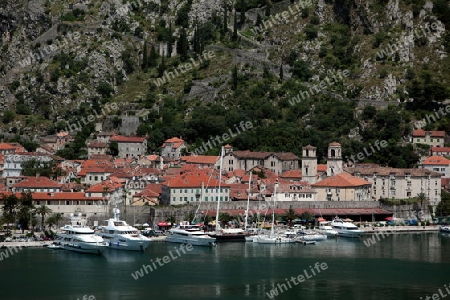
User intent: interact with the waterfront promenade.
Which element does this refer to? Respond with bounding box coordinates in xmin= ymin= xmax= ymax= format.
xmin=361 ymin=225 xmax=440 ymax=234
xmin=0 ymin=241 xmax=52 ymax=248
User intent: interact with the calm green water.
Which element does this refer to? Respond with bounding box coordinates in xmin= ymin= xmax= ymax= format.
xmin=1 ymin=233 xmax=449 ymax=300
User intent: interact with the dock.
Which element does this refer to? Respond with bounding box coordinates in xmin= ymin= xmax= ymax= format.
xmin=361 ymin=225 xmax=440 ymax=234
xmin=0 ymin=241 xmax=53 ymax=248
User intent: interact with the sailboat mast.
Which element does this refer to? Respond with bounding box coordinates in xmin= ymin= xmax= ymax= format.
xmin=215 ymin=147 xmax=224 ymax=232
xmin=271 ymin=184 xmax=277 ymax=236
xmin=245 ymin=173 xmax=252 ymax=231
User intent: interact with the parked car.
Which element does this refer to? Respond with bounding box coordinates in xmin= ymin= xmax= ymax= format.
xmin=142 ymin=230 xmax=158 ymax=237
xmin=154 ymin=230 xmax=164 ymax=236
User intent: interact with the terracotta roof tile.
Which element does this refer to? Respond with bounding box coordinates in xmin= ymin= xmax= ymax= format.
xmin=181 ymin=155 xmax=219 ymax=165
xmin=110 ymin=135 xmax=146 ymax=143
xmin=312 ymin=173 xmax=371 ymax=187
xmin=422 ymin=156 xmax=450 ymax=165
xmin=345 ymin=166 xmax=442 ymax=177
xmin=13 ymin=176 xmax=62 ymax=188
xmin=413 ymin=129 xmax=446 ymax=138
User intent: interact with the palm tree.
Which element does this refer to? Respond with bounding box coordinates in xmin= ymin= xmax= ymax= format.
xmin=414 ymin=193 xmax=428 ymax=222
xmin=53 ymin=213 xmax=63 ymax=228
xmin=46 ymin=213 xmax=63 ymax=228
xmin=282 ymin=207 xmax=298 ymax=227
xmin=35 ymin=205 xmax=53 ymax=229
xmin=2 ymin=194 xmax=19 ymax=234
xmin=300 ymin=211 xmax=315 ymax=228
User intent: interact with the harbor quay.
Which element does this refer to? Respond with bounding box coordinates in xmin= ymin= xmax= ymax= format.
xmin=361 ymin=225 xmax=440 ymax=234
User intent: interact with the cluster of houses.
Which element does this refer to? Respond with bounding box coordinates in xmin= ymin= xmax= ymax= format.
xmin=0 ymin=129 xmax=448 ymax=219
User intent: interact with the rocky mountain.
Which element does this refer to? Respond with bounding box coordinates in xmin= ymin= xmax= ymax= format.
xmin=0 ymin=0 xmax=449 ymax=163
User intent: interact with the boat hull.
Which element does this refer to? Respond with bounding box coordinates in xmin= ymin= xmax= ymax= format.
xmin=106 ymin=239 xmax=151 ymax=251
xmin=299 ymin=234 xmax=327 ymax=241
xmin=61 ymin=242 xmax=107 ymax=255
xmin=245 ymin=235 xmax=256 ymax=242
xmin=166 ymin=236 xmax=216 ymax=247
xmin=208 ymin=234 xmax=247 ymax=242
xmin=440 ymin=226 xmax=450 ymax=233
xmin=256 ymin=235 xmax=296 ymax=244
xmin=335 ymin=230 xmax=363 ymax=238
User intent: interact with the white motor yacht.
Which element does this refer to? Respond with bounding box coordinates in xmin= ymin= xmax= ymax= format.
xmin=330 ymin=218 xmax=363 ymax=238
xmin=440 ymin=225 xmax=450 ymax=233
xmin=97 ymin=208 xmax=152 ymax=252
xmin=297 ymin=230 xmax=327 ymax=241
xmin=57 ymin=213 xmax=107 ymax=255
xmin=318 ymin=222 xmax=339 ymax=237
xmin=166 ymin=223 xmax=216 ymax=247
xmin=256 ymin=234 xmax=296 ymax=244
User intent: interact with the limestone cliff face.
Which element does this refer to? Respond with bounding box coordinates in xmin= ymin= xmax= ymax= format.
xmin=0 ymin=0 xmax=447 ymax=136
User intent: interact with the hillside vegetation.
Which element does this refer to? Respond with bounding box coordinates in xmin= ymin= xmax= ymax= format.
xmin=0 ymin=0 xmax=449 ymax=165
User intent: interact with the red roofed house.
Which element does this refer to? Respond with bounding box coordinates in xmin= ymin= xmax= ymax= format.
xmin=132 ymin=184 xmax=162 ymax=205
xmin=421 ymin=156 xmax=450 ymax=178
xmin=161 ymin=137 xmax=186 ymax=160
xmin=180 ymin=155 xmax=219 ymax=168
xmin=110 ymin=135 xmax=147 ymax=158
xmin=87 ymin=141 xmax=108 ymax=158
xmin=26 ymin=192 xmax=103 ymax=217
xmin=222 ymin=146 xmax=299 ymax=175
xmin=311 ymin=172 xmax=372 ymax=201
xmin=345 ymin=166 xmax=442 ymax=206
xmin=412 ymin=129 xmax=446 ymax=147
xmin=431 ymin=146 xmax=450 ymax=157
xmin=0 ymin=143 xmax=19 ymax=155
xmin=280 ymin=169 xmax=302 ymax=182
xmin=12 ymin=176 xmax=62 ymax=193
xmin=161 ymin=172 xmax=230 ymax=205
xmin=275 ymin=182 xmax=316 ymax=201
xmin=85 ymin=178 xmax=125 ymax=207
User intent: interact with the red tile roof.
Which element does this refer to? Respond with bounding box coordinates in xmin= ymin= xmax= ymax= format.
xmin=312 ymin=173 xmax=371 ymax=187
xmin=0 ymin=143 xmax=17 ymax=150
xmin=110 ymin=135 xmax=146 ymax=143
xmin=329 ymin=142 xmax=341 ymax=146
xmin=345 ymin=166 xmax=442 ymax=177
xmin=317 ymin=164 xmax=327 ymax=172
xmin=165 ymin=172 xmax=229 ymax=188
xmin=281 ymin=169 xmax=302 ymax=179
xmin=422 ymin=156 xmax=450 ymax=165
xmin=181 ymin=155 xmax=219 ymax=165
xmin=85 ymin=179 xmax=124 ymax=193
xmin=87 ymin=141 xmax=108 ymax=148
xmin=413 ymin=129 xmax=445 ymax=137
xmin=13 ymin=177 xmax=62 ymax=188
xmin=89 ymin=154 xmax=113 ymax=160
xmin=431 ymin=147 xmax=450 ymax=153
xmin=162 ymin=137 xmax=185 ymax=149
xmin=277 ymin=182 xmax=314 ymax=193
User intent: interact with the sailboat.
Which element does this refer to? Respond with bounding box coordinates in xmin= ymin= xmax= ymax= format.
xmin=207 ymin=147 xmax=249 ymax=242
xmin=244 ymin=173 xmax=259 ymax=242
xmin=256 ymin=183 xmax=295 ymax=244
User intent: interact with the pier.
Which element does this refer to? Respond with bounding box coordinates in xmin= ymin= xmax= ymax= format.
xmin=361 ymin=225 xmax=440 ymax=234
